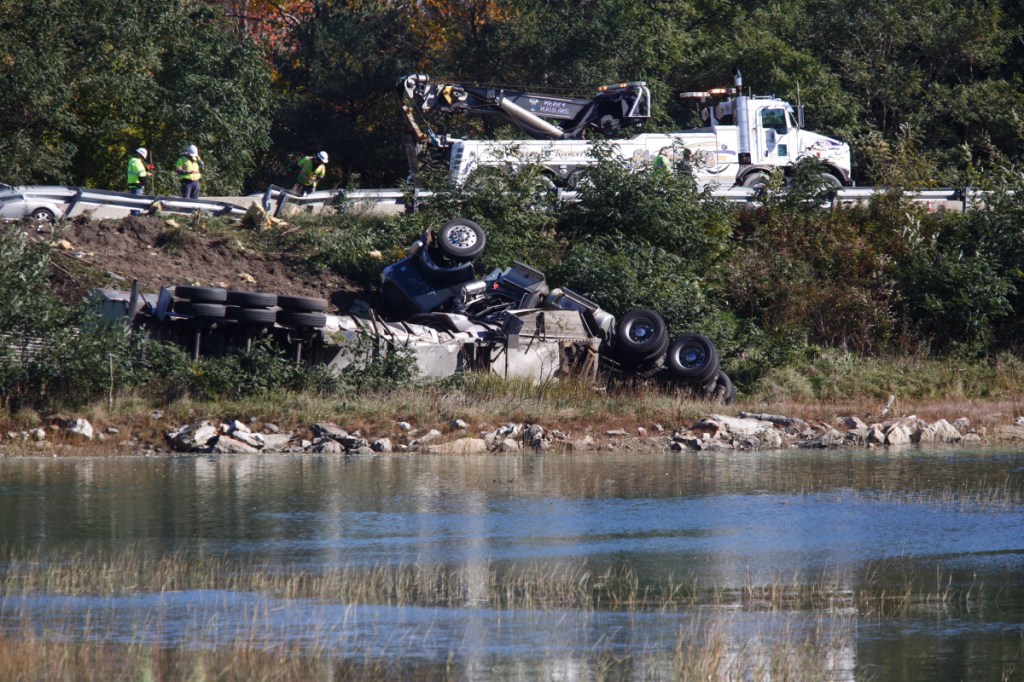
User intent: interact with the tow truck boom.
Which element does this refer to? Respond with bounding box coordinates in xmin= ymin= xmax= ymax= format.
xmin=399 ymin=74 xmax=651 ymax=141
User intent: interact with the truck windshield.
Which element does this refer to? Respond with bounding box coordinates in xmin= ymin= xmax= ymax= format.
xmin=761 ymin=109 xmax=787 ymax=133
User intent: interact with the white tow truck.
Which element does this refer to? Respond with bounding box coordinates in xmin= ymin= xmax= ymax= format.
xmin=402 ymin=71 xmax=852 ymax=189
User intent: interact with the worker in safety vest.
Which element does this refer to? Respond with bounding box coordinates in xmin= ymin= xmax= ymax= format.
xmin=294 ymin=151 xmax=328 ymax=195
xmin=652 ymin=147 xmax=672 ymax=173
xmin=126 ymin=147 xmax=152 ymax=195
xmin=175 ymin=144 xmax=204 ymax=199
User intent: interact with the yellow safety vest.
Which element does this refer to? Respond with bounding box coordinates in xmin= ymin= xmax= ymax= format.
xmin=297 ymin=156 xmax=326 ymax=188
xmin=176 ymin=156 xmax=201 ymax=182
xmin=127 ymin=157 xmax=148 ymax=188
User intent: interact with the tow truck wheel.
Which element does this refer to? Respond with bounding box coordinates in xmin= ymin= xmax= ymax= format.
xmin=819 ymin=173 xmax=842 ymax=188
xmin=437 ymin=218 xmax=486 ymax=262
xmin=666 ymin=333 xmax=719 ymax=384
xmin=616 ymin=309 xmax=669 ymax=361
xmin=741 ymin=172 xmax=770 ymax=189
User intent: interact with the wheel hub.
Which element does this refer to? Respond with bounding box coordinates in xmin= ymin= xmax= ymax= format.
xmin=629 ymin=323 xmax=653 ymax=343
xmin=447 ymin=225 xmax=477 ymax=249
xmin=682 ymin=346 xmax=705 ymax=368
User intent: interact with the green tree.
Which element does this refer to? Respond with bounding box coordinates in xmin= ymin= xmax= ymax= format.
xmin=0 ymin=0 xmax=273 ymax=194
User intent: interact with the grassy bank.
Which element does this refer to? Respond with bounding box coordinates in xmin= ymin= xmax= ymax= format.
xmin=2 ymin=351 xmax=1024 ymax=454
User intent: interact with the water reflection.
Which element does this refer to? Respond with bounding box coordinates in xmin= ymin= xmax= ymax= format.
xmin=1 ymin=448 xmax=1023 ymax=680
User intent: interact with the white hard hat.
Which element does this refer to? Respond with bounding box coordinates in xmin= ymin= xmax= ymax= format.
xmin=317 ymin=151 xmax=329 ymax=164
xmin=135 ymin=147 xmax=148 ymax=159
xmin=187 ymin=144 xmax=199 ymax=157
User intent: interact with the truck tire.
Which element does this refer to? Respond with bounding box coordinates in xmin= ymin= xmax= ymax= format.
xmin=819 ymin=173 xmax=842 ymax=188
xmin=741 ymin=172 xmax=770 ymax=189
xmin=175 ymin=285 xmax=227 ymax=303
xmin=417 ymin=247 xmax=477 ymax=285
xmin=437 ymin=218 xmax=486 ymax=262
xmin=714 ymin=370 xmax=737 ymax=404
xmin=173 ymin=301 xmax=227 ymax=319
xmin=277 ymin=295 xmax=329 ymax=312
xmin=226 ymin=306 xmax=277 ymax=324
xmin=615 ymin=309 xmax=669 ymax=361
xmin=666 ymin=333 xmax=719 ymax=384
xmin=225 ymin=290 xmax=278 ymax=308
xmin=277 ymin=310 xmax=327 ymax=328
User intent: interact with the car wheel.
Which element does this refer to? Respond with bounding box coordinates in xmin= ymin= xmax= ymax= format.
xmin=31 ymin=208 xmax=56 ymax=222
xmin=277 ymin=310 xmax=327 ymax=328
xmin=437 ymin=218 xmax=486 ymax=262
xmin=277 ymin=294 xmax=329 ymax=312
xmin=615 ymin=309 xmax=669 ymax=361
xmin=225 ymin=290 xmax=278 ymax=308
xmin=226 ymin=306 xmax=277 ymax=324
xmin=173 ymin=301 xmax=227 ymax=319
xmin=666 ymin=333 xmax=719 ymax=384
xmin=174 ymin=285 xmax=228 ymax=303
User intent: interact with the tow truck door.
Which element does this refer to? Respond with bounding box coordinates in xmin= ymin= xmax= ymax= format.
xmin=753 ymin=105 xmax=795 ymax=166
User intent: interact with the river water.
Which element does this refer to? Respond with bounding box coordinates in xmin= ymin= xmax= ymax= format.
xmin=1 ymin=448 xmax=1022 ymax=679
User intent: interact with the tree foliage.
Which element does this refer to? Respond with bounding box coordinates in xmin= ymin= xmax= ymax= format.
xmin=0 ymin=0 xmax=272 ymax=194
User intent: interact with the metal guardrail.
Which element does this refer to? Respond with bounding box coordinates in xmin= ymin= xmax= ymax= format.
xmin=2 ymin=184 xmax=984 ymax=221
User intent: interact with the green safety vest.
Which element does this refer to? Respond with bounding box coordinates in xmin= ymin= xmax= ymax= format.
xmin=176 ymin=156 xmax=201 ymax=182
xmin=652 ymin=153 xmax=671 ymax=172
xmin=297 ymin=156 xmax=326 ymax=188
xmin=127 ymin=157 xmax=148 ymax=188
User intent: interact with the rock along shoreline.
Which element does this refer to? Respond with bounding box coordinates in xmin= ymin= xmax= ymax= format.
xmin=6 ymin=411 xmax=1024 ymax=457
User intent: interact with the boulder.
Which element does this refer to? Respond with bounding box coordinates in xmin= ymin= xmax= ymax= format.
xmin=694 ymin=414 xmax=774 ymax=438
xmin=168 ymin=421 xmax=219 ymax=452
xmin=912 ymin=425 xmax=936 ymax=443
xmin=884 ymin=424 xmax=911 ymax=446
xmin=760 ymin=429 xmax=784 ymax=450
xmin=313 ymin=440 xmax=343 ymax=454
xmin=525 ymin=424 xmax=545 ymax=445
xmin=799 ymin=428 xmax=844 ymax=449
xmin=567 ymin=435 xmax=595 ymax=452
xmin=260 ymin=433 xmax=294 ymax=451
xmin=993 ymin=425 xmax=1024 ymax=441
xmin=338 ymin=435 xmax=370 ymax=451
xmin=30 ymin=427 xmax=47 ymax=442
xmin=66 ymin=418 xmax=94 ymax=440
xmin=398 ymin=421 xmax=413 ymax=432
xmin=415 ymin=429 xmax=443 ymax=445
xmin=931 ymin=419 xmax=963 ymax=443
xmin=450 ymin=419 xmax=468 ymax=430
xmin=840 ymin=415 xmax=868 ymax=430
xmin=499 ymin=438 xmax=521 ymax=453
xmin=865 ymin=427 xmax=886 ymax=446
xmin=212 ymin=436 xmax=259 ymax=454
xmin=231 ymin=431 xmax=266 ymax=449
xmin=371 ymin=438 xmax=393 ymax=453
xmin=952 ymin=417 xmax=971 ymax=434
xmin=312 ymin=423 xmax=348 ymax=440
xmin=606 ymin=428 xmax=629 ymax=437
xmin=425 ymin=438 xmax=489 ymax=455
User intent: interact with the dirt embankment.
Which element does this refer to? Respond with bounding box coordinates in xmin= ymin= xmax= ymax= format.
xmin=38 ymin=215 xmax=358 ymax=306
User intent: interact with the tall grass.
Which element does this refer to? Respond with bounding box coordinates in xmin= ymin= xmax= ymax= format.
xmin=0 ymin=548 xmax=991 ymax=617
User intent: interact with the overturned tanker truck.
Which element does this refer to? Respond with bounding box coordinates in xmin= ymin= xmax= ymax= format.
xmin=92 ymin=218 xmax=733 ymax=401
